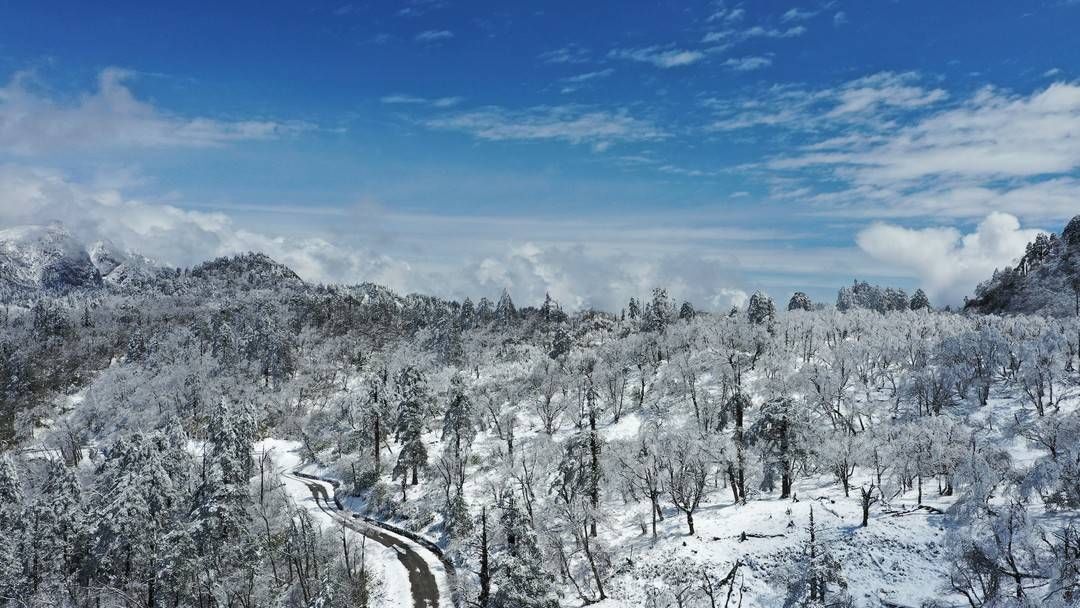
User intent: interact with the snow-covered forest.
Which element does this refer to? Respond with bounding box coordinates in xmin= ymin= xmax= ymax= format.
xmin=1 ymin=218 xmax=1080 ymax=608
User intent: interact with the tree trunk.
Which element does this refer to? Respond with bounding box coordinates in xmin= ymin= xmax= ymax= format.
xmin=373 ymin=414 xmax=381 ymax=476
xmin=478 ymin=507 xmax=491 ymax=607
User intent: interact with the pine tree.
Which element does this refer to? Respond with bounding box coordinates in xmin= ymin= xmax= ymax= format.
xmin=442 ymin=374 xmax=475 ymax=466
xmin=540 ymin=293 xmax=556 ymax=322
xmin=783 ymin=507 xmax=851 ymax=607
xmin=678 ymin=301 xmax=696 ymax=320
xmin=461 ymin=297 xmax=476 ymax=329
xmin=648 ymin=288 xmax=671 ymax=331
xmin=788 ymin=291 xmax=813 ymax=311
xmin=910 ymin=288 xmax=932 ymax=311
xmin=747 ymin=291 xmax=776 ymax=325
xmin=394 ymin=366 xmax=429 ymax=490
xmin=496 ymin=289 xmax=517 ymax=325
xmin=491 ymin=497 xmax=558 ymax=608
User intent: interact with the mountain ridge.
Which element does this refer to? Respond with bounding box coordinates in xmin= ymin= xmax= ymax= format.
xmin=965 ymin=214 xmax=1080 ymax=317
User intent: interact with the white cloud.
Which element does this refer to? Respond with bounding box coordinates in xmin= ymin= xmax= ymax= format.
xmin=856 ymin=212 xmax=1044 ymax=304
xmin=707 ymin=7 xmax=745 ymax=23
xmin=833 ymin=11 xmax=848 ymax=26
xmin=563 ymin=69 xmax=614 ymax=84
xmin=0 ymin=164 xmax=810 ymax=311
xmin=781 ymin=82 xmax=1080 ymax=184
xmin=708 ymin=72 xmax=946 ymax=131
xmin=539 ymin=45 xmax=591 ymax=64
xmin=381 ymin=93 xmax=463 ymax=107
xmin=743 ymin=25 xmax=807 ymax=38
xmin=465 ymin=243 xmax=749 ymax=312
xmin=827 ymin=72 xmax=948 ymax=116
xmin=705 ymin=26 xmax=807 ymax=43
xmin=609 ymin=46 xmax=706 ymax=68
xmin=423 ymin=104 xmax=666 ymax=148
xmin=0 ymin=164 xmax=408 ymax=287
xmin=0 ymin=68 xmax=304 ymax=155
xmin=723 ymin=56 xmax=773 ymax=71
xmin=414 ymin=29 xmax=453 ymax=42
xmin=782 ymin=8 xmax=817 ymax=22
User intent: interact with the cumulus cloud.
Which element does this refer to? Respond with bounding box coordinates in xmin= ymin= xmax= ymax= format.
xmin=856 ymin=212 xmax=1044 ymax=304
xmin=422 ymin=104 xmax=666 ymax=149
xmin=0 ymin=68 xmax=305 ymax=155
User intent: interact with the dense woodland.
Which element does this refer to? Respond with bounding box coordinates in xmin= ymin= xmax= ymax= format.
xmin=1 ymin=218 xmax=1080 ymax=607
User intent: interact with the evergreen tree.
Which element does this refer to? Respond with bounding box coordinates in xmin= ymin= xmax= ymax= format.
xmin=747 ymin=291 xmax=776 ymax=325
xmin=782 ymin=507 xmax=852 ymax=608
xmin=910 ymin=288 xmax=932 ymax=311
xmin=394 ymin=366 xmax=429 ymax=489
xmin=442 ymin=374 xmax=476 ymax=464
xmin=678 ymin=301 xmax=696 ymax=320
xmin=491 ymin=497 xmax=558 ymax=608
xmin=496 ymin=289 xmax=517 ymax=325
xmin=788 ymin=291 xmax=813 ymax=311
xmin=460 ymin=297 xmax=476 ymax=329
xmin=540 ymin=293 xmax=556 ymax=322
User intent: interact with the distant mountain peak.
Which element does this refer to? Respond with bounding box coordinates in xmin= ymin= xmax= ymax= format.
xmin=0 ymin=223 xmax=102 ymax=291
xmin=189 ymin=251 xmax=304 ymax=288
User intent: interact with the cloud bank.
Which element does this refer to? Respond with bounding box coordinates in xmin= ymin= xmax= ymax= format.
xmin=0 ymin=164 xmax=773 ymax=312
xmin=856 ymin=212 xmax=1044 ymax=305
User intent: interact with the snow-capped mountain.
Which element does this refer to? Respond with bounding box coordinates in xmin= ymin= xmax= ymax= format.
xmin=90 ymin=240 xmax=172 ymax=287
xmin=0 ymin=223 xmax=102 ymax=291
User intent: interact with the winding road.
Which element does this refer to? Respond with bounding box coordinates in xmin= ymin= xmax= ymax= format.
xmin=283 ymin=470 xmax=447 ymax=608
xmin=258 ymin=440 xmax=453 ymax=608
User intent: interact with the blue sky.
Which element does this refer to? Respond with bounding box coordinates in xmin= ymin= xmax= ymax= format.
xmin=1 ymin=0 xmax=1078 ymax=309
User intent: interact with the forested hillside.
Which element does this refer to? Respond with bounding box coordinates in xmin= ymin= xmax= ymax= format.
xmin=967 ymin=215 xmax=1080 ymax=317
xmin=1 ymin=225 xmax=1079 ymax=607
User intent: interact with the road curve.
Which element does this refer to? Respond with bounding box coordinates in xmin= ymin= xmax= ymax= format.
xmin=282 ymin=471 xmax=447 ymax=608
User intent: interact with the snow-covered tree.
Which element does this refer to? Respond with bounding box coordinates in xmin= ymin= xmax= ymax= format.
xmin=788 ymin=291 xmax=813 ymax=311
xmin=747 ymin=291 xmax=776 ymax=326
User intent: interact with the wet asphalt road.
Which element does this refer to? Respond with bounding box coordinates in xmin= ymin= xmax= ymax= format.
xmin=292 ymin=476 xmax=442 ymax=608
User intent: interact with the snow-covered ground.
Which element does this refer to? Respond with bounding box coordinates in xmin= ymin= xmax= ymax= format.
xmin=255 ymin=439 xmax=417 ymax=608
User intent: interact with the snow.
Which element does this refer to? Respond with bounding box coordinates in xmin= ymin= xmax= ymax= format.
xmin=601 ymin=412 xmax=642 ymax=441
xmin=0 ymin=222 xmax=100 ymax=288
xmin=254 ymin=438 xmax=419 ymax=608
